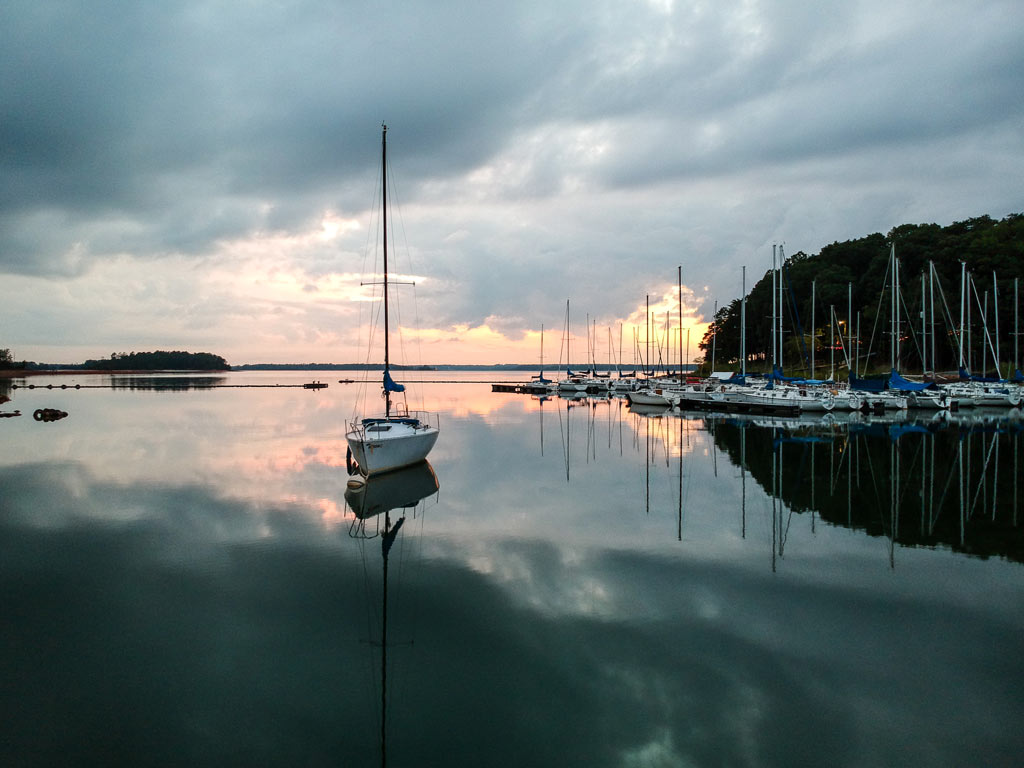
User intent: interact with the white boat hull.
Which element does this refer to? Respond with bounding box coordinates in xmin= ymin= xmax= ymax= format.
xmin=347 ymin=418 xmax=439 ymax=476
xmin=628 ymin=389 xmax=676 ymax=406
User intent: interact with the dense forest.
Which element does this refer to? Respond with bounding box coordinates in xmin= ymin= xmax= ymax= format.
xmin=698 ymin=214 xmax=1024 ymax=379
xmin=82 ymin=351 xmax=230 ymax=371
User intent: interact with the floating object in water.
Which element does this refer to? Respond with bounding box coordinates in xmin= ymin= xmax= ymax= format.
xmin=303 ymin=380 xmax=328 ymax=389
xmin=33 ymin=408 xmax=68 ymax=422
xmin=0 ymin=410 xmax=21 ymax=419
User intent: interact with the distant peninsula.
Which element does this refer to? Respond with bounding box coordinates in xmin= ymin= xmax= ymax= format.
xmin=82 ymin=351 xmax=230 ymax=371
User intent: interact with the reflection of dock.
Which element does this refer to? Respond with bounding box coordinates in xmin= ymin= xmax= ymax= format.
xmin=492 ymin=382 xmax=553 ymax=395
xmin=689 ymin=399 xmax=800 ymax=417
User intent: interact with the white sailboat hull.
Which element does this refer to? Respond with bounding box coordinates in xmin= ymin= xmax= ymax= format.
xmin=347 ymin=418 xmax=440 ymax=476
xmin=627 ymin=388 xmax=676 ymax=406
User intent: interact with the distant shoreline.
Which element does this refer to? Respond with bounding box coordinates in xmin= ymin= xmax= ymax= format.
xmin=5 ymin=364 xmax=695 ymax=375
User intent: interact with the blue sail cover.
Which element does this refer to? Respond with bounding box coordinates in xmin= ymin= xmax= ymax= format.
xmin=532 ymin=374 xmax=552 ymax=384
xmin=1013 ymin=370 xmax=1024 ymax=384
xmin=849 ymin=374 xmax=887 ymax=392
xmin=768 ymin=365 xmax=804 ymax=383
xmin=768 ymin=366 xmax=832 ymax=386
xmin=959 ymin=366 xmax=1003 ymax=383
xmin=888 ymin=369 xmax=935 ymax=392
xmin=383 ymin=369 xmax=406 ymax=393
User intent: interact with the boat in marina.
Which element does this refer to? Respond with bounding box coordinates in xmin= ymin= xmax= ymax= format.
xmin=346 ymin=125 xmax=439 ymax=477
xmin=709 ymin=381 xmax=836 ymax=413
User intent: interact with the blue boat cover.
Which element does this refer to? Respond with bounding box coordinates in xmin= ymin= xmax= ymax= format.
xmin=887 ymin=369 xmax=935 ymax=392
xmin=959 ymin=366 xmax=1003 ymax=383
xmin=383 ymin=369 xmax=406 ymax=393
xmin=849 ymin=374 xmax=887 ymax=392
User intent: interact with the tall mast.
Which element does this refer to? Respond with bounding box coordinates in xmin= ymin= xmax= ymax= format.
xmin=711 ymin=299 xmax=718 ymax=375
xmin=811 ymin=280 xmax=816 ymax=377
xmin=381 ymin=123 xmax=391 ymax=418
xmin=929 ymin=264 xmax=936 ymax=379
xmin=677 ymin=266 xmax=683 ymax=379
xmin=566 ymin=299 xmax=570 ymax=372
xmin=921 ymin=271 xmax=927 ymax=375
xmin=829 ymin=304 xmax=835 ymax=381
xmin=771 ymin=246 xmax=777 ymax=370
xmin=848 ymin=282 xmax=853 ymax=379
xmin=646 ymin=295 xmax=650 ymax=376
xmin=741 ymin=266 xmax=747 ymax=377
xmin=994 ymin=271 xmax=1000 ymax=377
xmin=959 ymin=261 xmax=966 ymax=369
xmin=778 ymin=244 xmax=785 ymax=369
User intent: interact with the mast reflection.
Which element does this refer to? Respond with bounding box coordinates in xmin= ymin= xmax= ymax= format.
xmin=345 ymin=460 xmax=440 ymax=768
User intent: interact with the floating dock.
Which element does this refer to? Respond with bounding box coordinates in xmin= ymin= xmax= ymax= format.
xmin=492 ymin=383 xmax=553 ymax=395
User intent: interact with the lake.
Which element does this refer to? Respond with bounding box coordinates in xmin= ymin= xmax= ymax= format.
xmin=2 ymin=371 xmax=1023 ymax=767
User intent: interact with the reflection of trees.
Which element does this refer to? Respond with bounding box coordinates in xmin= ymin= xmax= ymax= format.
xmin=712 ymin=420 xmax=1024 ymax=564
xmin=110 ymin=376 xmax=227 ymax=391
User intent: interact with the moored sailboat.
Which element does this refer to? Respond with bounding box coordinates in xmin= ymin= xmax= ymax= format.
xmin=346 ymin=124 xmax=439 ymax=476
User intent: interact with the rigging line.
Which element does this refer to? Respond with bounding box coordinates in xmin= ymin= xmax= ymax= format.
xmin=929 ymin=264 xmax=962 ymax=362
xmin=897 ymin=285 xmax=925 ymax=367
xmin=411 ymin=282 xmax=427 ymax=412
xmin=862 ymin=255 xmax=893 ymax=371
xmin=829 ymin=437 xmax=851 ymax=496
xmin=895 ymin=435 xmax=927 ymax=513
xmin=929 ymin=437 xmax=960 ymax=531
xmin=352 ymin=164 xmax=385 ymax=424
xmin=860 ymin=432 xmax=886 ymax=520
xmin=968 ymin=432 xmax=999 ymax=518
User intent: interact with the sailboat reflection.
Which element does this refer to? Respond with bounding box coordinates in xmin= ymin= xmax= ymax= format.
xmin=345 ymin=460 xmax=439 ymax=768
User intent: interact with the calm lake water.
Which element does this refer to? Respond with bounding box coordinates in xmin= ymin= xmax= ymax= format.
xmin=2 ymin=371 xmax=1023 ymax=767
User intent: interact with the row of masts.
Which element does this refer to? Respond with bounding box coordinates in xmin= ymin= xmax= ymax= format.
xmin=553 ymin=268 xmax=694 ymax=379
xmin=737 ymin=245 xmax=1021 ymax=380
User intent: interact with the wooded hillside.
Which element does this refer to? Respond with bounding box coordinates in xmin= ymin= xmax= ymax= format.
xmin=698 ymin=214 xmax=1024 ymax=378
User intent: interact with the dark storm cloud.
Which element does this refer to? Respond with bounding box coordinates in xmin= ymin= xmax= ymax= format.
xmin=1 ymin=0 xmax=1022 ymax=349
xmin=0 ymin=0 xmax=571 ymax=273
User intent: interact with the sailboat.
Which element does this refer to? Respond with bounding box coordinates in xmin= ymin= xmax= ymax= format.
xmin=346 ymin=124 xmax=440 ymax=476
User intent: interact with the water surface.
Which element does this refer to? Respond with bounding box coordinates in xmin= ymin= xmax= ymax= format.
xmin=2 ymin=372 xmax=1022 ymax=766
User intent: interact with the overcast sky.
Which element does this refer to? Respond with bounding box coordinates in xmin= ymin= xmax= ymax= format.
xmin=2 ymin=0 xmax=1022 ymax=365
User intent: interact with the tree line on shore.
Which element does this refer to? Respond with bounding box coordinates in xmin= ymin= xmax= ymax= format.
xmin=698 ymin=213 xmax=1024 ymax=379
xmin=82 ymin=351 xmax=230 ymax=370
